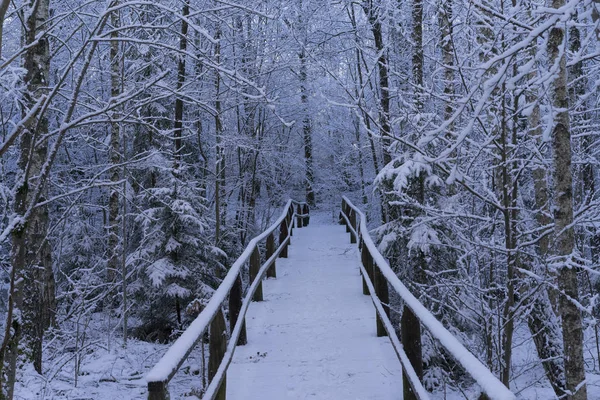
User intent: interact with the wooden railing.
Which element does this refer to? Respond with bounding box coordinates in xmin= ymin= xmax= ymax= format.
xmin=340 ymin=197 xmax=515 ymax=400
xmin=146 ymin=200 xmax=309 ymax=400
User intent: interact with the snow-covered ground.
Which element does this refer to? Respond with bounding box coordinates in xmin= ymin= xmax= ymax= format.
xmin=15 ymin=337 xmax=164 ymax=399
xmin=13 ymin=212 xmax=600 ymax=399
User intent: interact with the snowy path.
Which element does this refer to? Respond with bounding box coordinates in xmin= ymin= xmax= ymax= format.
xmin=227 ymin=215 xmax=403 ymax=400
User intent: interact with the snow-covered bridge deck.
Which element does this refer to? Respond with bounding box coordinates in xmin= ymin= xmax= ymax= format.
xmin=226 ymin=217 xmax=402 ymax=399
xmin=146 ymin=199 xmax=515 ymax=400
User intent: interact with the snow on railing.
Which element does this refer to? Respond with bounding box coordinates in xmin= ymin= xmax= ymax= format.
xmin=340 ymin=196 xmax=515 ymax=400
xmin=146 ymin=200 xmax=309 ymax=400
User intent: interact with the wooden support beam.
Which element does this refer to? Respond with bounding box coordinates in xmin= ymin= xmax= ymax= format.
xmin=279 ymin=220 xmax=288 ymax=258
xmin=373 ymin=260 xmax=390 ymax=337
xmin=250 ymin=246 xmax=263 ymax=301
xmin=402 ymin=306 xmax=423 ymax=400
xmin=209 ymin=307 xmax=227 ymax=400
xmin=349 ymin=209 xmax=357 ymax=244
xmin=288 ymin=207 xmax=294 ymax=237
xmin=360 ymin=241 xmax=369 ymax=296
xmin=147 ymin=380 xmax=168 ymax=400
xmin=266 ymin=233 xmax=276 ymax=278
xmin=297 ymin=204 xmax=303 ymax=228
xmin=228 ymin=273 xmax=247 ymax=345
xmin=303 ymin=204 xmax=310 ymax=225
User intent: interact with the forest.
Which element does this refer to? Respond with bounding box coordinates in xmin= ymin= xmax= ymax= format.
xmin=1 ymin=0 xmax=600 ymax=399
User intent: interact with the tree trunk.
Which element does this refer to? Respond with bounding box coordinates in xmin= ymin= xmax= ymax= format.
xmin=439 ymin=0 xmax=454 ymax=127
xmin=363 ymin=0 xmax=392 ymax=222
xmin=298 ymin=19 xmax=315 ymax=207
xmin=174 ymin=0 xmax=189 ymax=168
xmin=107 ymin=1 xmax=121 ymax=284
xmin=0 ymin=0 xmax=55 ymax=396
xmin=499 ymin=83 xmax=517 ymax=387
xmin=365 ymin=3 xmax=391 ymax=167
xmin=214 ymin=27 xmax=226 ymax=245
xmin=548 ymin=4 xmax=587 ymax=398
xmin=0 ymin=0 xmax=10 ymax=60
xmin=522 ymin=41 xmax=566 ymax=396
xmin=412 ymin=0 xmax=423 ymax=109
xmin=350 ymin=5 xmax=380 ymax=176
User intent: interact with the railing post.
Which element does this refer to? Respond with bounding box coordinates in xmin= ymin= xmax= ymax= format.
xmin=147 ymin=381 xmax=169 ymax=400
xmin=209 ymin=308 xmax=227 ymax=400
xmin=288 ymin=207 xmax=294 ymax=236
xmin=345 ymin=208 xmax=351 ymax=233
xmin=296 ymin=204 xmax=303 ymax=228
xmin=250 ymin=246 xmax=263 ymax=301
xmin=228 ymin=273 xmax=247 ymax=345
xmin=266 ymin=233 xmax=276 ymax=278
xmin=402 ymin=306 xmax=423 ymax=400
xmin=360 ymin=240 xmax=369 ymax=296
xmin=279 ymin=219 xmax=288 ymax=258
xmin=364 ymin=251 xmax=381 ymax=333
xmin=373 ymin=261 xmax=390 ymax=337
xmin=349 ymin=210 xmax=357 ymax=244
xmin=303 ymin=204 xmax=309 ymax=225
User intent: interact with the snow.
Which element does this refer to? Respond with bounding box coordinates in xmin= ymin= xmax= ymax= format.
xmin=146 ymin=200 xmax=295 ymax=384
xmin=12 ymin=212 xmax=600 ymax=399
xmin=226 ymin=214 xmax=403 ymax=399
xmin=342 ymin=197 xmax=516 ymax=400
xmin=14 ymin=326 xmax=167 ymax=400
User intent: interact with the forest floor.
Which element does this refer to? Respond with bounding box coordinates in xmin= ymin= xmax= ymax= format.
xmin=13 ymin=212 xmax=600 ymax=399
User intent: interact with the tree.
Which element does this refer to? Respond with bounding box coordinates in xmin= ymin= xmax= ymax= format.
xmin=548 ymin=0 xmax=587 ymax=397
xmin=0 ymin=0 xmax=56 ymax=396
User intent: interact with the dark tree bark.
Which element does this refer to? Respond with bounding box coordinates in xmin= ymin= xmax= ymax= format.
xmin=0 ymin=0 xmax=56 ymax=397
xmin=298 ymin=12 xmax=315 ymax=207
xmin=174 ymin=0 xmax=189 ymax=167
xmin=349 ymin=5 xmax=380 ymax=177
xmin=214 ymin=26 xmax=226 ymax=245
xmin=362 ymin=0 xmax=392 ymax=223
xmin=363 ymin=0 xmax=391 ymax=168
xmin=0 ymin=0 xmax=9 ymax=60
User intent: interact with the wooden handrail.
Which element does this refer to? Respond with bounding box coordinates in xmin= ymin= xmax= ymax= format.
xmin=147 ymin=200 xmax=309 ymax=400
xmin=340 ymin=197 xmax=515 ymax=400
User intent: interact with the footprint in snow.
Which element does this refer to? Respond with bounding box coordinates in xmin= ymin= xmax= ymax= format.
xmin=248 ymin=351 xmax=267 ymax=363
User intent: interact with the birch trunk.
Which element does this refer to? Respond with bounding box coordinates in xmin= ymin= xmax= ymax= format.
xmin=548 ymin=2 xmax=587 ymax=397
xmin=439 ymin=0 xmax=454 ymax=126
xmin=523 ymin=48 xmax=566 ymax=395
xmin=107 ymin=2 xmax=121 ymax=284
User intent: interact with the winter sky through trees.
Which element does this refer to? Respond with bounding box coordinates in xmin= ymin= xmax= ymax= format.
xmin=1 ymin=0 xmax=600 ymax=398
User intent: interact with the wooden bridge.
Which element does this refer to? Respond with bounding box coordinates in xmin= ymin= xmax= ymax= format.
xmin=146 ymin=199 xmax=516 ymax=400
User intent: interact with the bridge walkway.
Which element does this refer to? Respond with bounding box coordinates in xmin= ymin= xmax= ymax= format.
xmin=227 ymin=215 xmax=402 ymax=399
